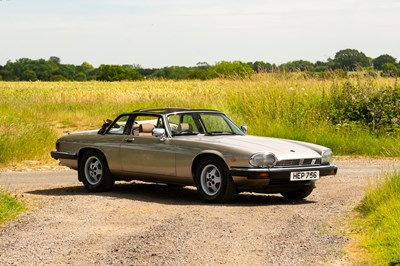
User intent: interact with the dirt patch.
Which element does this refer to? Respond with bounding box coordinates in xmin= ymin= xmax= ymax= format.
xmin=0 ymin=158 xmax=399 ymax=265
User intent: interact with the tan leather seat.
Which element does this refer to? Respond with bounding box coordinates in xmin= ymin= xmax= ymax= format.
xmin=178 ymin=123 xmax=193 ymax=134
xmin=138 ymin=123 xmax=155 ymax=136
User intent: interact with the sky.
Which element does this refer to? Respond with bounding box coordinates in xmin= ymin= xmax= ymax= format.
xmin=0 ymin=0 xmax=399 ymax=68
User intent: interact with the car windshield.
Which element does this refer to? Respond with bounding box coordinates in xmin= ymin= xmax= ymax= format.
xmin=167 ymin=112 xmax=244 ymax=136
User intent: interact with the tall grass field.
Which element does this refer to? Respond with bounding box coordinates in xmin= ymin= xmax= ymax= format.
xmin=0 ymin=74 xmax=399 ymax=167
xmin=351 ymin=171 xmax=400 ymax=265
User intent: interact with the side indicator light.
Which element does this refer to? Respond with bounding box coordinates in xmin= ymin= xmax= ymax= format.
xmin=329 ymin=169 xmax=337 ymax=175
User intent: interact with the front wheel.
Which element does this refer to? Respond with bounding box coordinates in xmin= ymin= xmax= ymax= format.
xmin=195 ymin=157 xmax=235 ymax=203
xmin=281 ymin=187 xmax=314 ymax=200
xmin=79 ymin=150 xmax=114 ymax=192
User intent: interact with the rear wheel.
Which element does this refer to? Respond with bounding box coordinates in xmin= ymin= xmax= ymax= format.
xmin=195 ymin=157 xmax=235 ymax=203
xmin=79 ymin=150 xmax=114 ymax=192
xmin=281 ymin=187 xmax=314 ymax=200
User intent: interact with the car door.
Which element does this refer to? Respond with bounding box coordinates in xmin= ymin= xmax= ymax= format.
xmin=120 ymin=114 xmax=176 ymax=177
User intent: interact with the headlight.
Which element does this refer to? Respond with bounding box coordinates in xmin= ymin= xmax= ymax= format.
xmin=249 ymin=152 xmax=277 ymax=168
xmin=321 ymin=149 xmax=333 ymax=164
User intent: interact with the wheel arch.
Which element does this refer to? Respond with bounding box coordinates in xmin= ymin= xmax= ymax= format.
xmin=77 ymin=147 xmax=106 ymax=181
xmin=191 ymin=151 xmax=229 ymax=182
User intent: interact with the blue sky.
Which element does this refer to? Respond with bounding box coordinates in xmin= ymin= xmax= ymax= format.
xmin=1 ymin=0 xmax=399 ymax=67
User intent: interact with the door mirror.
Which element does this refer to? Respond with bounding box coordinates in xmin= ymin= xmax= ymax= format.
xmin=241 ymin=125 xmax=248 ymax=134
xmin=98 ymin=119 xmax=113 ymax=134
xmin=152 ymin=128 xmax=166 ymax=141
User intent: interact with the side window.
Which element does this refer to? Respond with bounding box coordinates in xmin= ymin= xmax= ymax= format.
xmin=132 ymin=115 xmax=163 ymax=136
xmin=201 ymin=114 xmax=231 ymax=133
xmin=168 ymin=114 xmax=181 ymax=135
xmin=168 ymin=114 xmax=199 ymax=136
xmin=182 ymin=115 xmax=199 ymax=132
xmin=107 ymin=115 xmax=131 ymax=135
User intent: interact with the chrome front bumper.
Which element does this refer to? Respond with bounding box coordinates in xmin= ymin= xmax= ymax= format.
xmin=230 ymin=164 xmax=338 ymax=179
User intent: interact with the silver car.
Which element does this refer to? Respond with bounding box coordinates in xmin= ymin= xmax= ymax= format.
xmin=51 ymin=108 xmax=337 ymax=203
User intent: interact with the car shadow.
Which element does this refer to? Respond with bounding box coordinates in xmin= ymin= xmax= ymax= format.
xmin=26 ymin=181 xmax=316 ymax=206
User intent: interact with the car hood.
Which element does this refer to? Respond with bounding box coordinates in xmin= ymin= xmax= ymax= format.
xmin=190 ymin=135 xmax=325 ymax=159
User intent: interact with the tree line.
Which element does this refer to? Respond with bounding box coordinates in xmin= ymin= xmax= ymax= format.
xmin=0 ymin=49 xmax=399 ymax=81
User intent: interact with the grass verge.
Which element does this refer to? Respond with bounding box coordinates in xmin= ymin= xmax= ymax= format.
xmin=348 ymin=171 xmax=400 ymax=265
xmin=0 ymin=190 xmax=26 ymax=225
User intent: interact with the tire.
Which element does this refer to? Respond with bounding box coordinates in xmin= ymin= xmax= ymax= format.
xmin=281 ymin=187 xmax=314 ymax=200
xmin=78 ymin=150 xmax=115 ymax=192
xmin=195 ymin=156 xmax=236 ymax=203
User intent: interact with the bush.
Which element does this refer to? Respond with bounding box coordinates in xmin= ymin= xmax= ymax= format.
xmin=381 ymin=63 xmax=400 ymax=77
xmin=326 ymin=82 xmax=400 ymax=135
xmin=209 ymin=61 xmax=254 ymax=79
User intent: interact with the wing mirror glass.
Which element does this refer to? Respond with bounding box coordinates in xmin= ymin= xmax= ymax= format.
xmin=241 ymin=125 xmax=248 ymax=134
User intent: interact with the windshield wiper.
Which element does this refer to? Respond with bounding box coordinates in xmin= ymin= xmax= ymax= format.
xmin=206 ymin=132 xmax=236 ymax=135
xmin=173 ymin=132 xmax=199 ymax=136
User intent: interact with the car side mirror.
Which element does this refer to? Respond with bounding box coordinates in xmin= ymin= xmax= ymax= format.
xmin=98 ymin=119 xmax=113 ymax=134
xmin=241 ymin=125 xmax=248 ymax=134
xmin=152 ymin=128 xmax=166 ymax=141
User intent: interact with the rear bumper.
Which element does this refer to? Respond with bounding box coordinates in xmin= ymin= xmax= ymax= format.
xmin=50 ymin=150 xmax=77 ymax=160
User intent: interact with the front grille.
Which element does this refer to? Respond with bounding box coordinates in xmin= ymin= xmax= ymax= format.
xmin=276 ymin=158 xmax=321 ymax=167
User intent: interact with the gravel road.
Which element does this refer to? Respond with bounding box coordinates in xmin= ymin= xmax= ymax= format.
xmin=0 ymin=158 xmax=399 ymax=266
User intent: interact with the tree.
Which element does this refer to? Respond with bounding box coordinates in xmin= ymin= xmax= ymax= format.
xmin=209 ymin=61 xmax=254 ymax=79
xmin=372 ymin=54 xmax=397 ymax=70
xmin=52 ymin=64 xmax=76 ymax=80
xmin=150 ymin=66 xmax=190 ymax=80
xmin=49 ymin=56 xmax=61 ymax=65
xmin=333 ymin=49 xmax=371 ymax=71
xmin=280 ymin=60 xmax=315 ymax=72
xmin=22 ymin=69 xmax=38 ymax=81
xmin=97 ymin=65 xmax=143 ymax=81
xmin=248 ymin=61 xmax=273 ymax=73
xmin=196 ymin=62 xmax=210 ymax=68
xmin=78 ymin=62 xmax=95 ymax=80
xmin=188 ymin=67 xmax=211 ymax=80
xmin=74 ymin=72 xmax=87 ymax=81
xmin=34 ymin=59 xmax=53 ymax=80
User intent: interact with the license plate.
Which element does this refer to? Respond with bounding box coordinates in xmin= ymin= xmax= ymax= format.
xmin=290 ymin=171 xmax=319 ymax=181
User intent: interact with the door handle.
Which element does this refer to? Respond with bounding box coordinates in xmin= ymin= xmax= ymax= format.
xmin=125 ymin=138 xmax=134 ymax=143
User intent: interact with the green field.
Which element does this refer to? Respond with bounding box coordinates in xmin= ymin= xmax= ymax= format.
xmin=0 ymin=74 xmax=399 ymax=167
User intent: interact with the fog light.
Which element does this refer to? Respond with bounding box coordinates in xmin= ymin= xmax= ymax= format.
xmin=329 ymin=169 xmax=337 ymax=175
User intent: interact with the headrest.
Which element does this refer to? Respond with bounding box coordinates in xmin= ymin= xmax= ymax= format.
xmin=139 ymin=123 xmax=155 ymax=133
xmin=178 ymin=123 xmax=193 ymax=132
